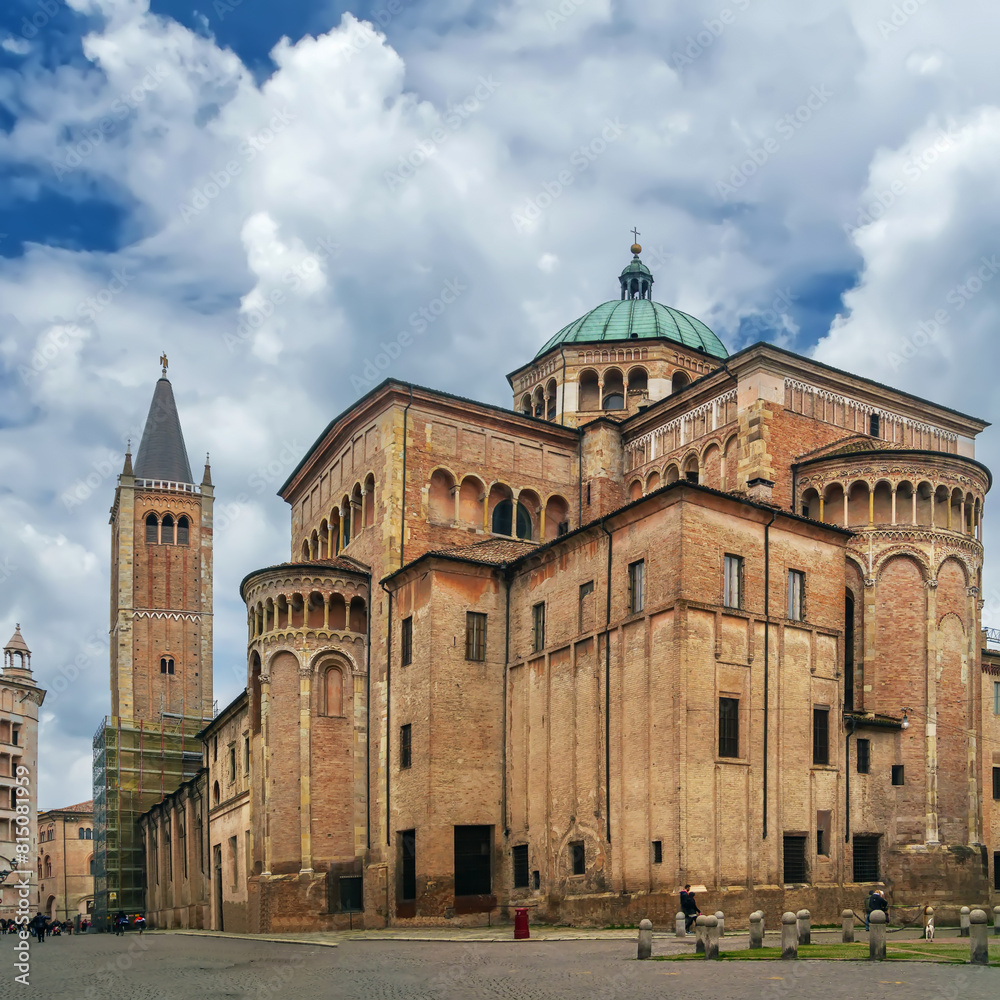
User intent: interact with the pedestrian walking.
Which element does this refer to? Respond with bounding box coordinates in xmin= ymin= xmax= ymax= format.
xmin=680 ymin=884 xmax=701 ymax=932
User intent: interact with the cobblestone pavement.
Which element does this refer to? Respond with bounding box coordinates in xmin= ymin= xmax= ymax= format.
xmin=4 ymin=931 xmax=998 ymax=1000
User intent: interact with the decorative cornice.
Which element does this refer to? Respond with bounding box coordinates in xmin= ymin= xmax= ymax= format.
xmin=627 ymin=387 xmax=737 ymax=454
xmin=131 ymin=610 xmax=210 ymax=622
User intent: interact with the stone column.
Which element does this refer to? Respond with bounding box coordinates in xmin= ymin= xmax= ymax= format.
xmin=960 ymin=906 xmax=970 ymax=937
xmin=637 ymin=918 xmax=652 ymax=960
xmin=704 ymin=915 xmax=719 ymax=959
xmin=797 ymin=908 xmax=811 ymax=946
xmin=749 ymin=911 xmax=764 ymax=948
xmin=781 ymin=912 xmax=797 ymax=960
xmin=299 ymin=662 xmax=313 ymax=872
xmin=675 ymin=912 xmax=686 ymax=938
xmin=842 ymin=909 xmax=855 ymax=943
xmin=694 ymin=914 xmax=707 ymax=954
xmin=715 ymin=910 xmax=725 ymax=936
xmin=869 ymin=910 xmax=886 ymax=960
xmin=970 ymin=909 xmax=988 ymax=965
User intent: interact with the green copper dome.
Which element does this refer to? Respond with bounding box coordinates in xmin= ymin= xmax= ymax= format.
xmin=535 ymin=246 xmax=728 ymax=360
xmin=536 ymin=298 xmax=728 ymax=359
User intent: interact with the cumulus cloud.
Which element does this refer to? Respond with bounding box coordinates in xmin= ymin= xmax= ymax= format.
xmin=1 ymin=0 xmax=998 ymax=807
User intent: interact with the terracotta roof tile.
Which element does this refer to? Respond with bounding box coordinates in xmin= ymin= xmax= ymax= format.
xmin=428 ymin=537 xmax=539 ymax=566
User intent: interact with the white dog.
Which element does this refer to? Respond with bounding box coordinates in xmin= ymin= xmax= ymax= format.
xmin=924 ymin=916 xmax=935 ymax=941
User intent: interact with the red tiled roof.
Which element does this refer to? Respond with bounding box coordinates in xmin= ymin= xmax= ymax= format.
xmin=45 ymin=799 xmax=93 ymax=814
xmin=427 ymin=538 xmax=539 ymax=566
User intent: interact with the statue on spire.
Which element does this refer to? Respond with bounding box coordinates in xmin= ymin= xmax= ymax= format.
xmin=160 ymin=353 xmax=169 ymax=377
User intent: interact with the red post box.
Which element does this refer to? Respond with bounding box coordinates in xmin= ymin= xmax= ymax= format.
xmin=514 ymin=907 xmax=530 ymax=940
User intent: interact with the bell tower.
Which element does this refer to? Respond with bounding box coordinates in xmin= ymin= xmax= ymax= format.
xmin=109 ymin=358 xmax=213 ymax=723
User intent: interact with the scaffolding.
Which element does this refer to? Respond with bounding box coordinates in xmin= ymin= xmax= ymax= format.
xmin=92 ymin=714 xmax=208 ymax=927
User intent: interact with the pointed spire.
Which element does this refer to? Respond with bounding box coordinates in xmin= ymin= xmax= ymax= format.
xmin=122 ymin=442 xmax=133 ymax=477
xmin=133 ymin=370 xmax=194 ymax=484
xmin=202 ymin=453 xmax=212 ymax=488
xmin=4 ymin=624 xmax=31 ymax=674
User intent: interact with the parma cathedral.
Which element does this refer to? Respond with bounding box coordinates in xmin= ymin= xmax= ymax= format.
xmin=105 ymin=243 xmax=998 ymax=932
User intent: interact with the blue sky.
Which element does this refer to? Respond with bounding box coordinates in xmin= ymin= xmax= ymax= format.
xmin=2 ymin=0 xmax=999 ymax=809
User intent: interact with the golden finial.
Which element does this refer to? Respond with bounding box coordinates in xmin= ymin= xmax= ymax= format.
xmin=160 ymin=352 xmax=168 ymax=377
xmin=630 ymin=227 xmax=641 ymax=256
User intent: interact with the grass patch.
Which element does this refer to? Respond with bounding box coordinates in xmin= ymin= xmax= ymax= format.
xmin=655 ymin=940 xmax=1000 ymax=965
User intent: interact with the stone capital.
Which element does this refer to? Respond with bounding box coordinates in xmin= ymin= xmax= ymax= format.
xmin=925 ymin=579 xmax=938 ymax=590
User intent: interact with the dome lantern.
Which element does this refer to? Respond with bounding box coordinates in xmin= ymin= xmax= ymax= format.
xmin=619 ymin=233 xmax=654 ymax=301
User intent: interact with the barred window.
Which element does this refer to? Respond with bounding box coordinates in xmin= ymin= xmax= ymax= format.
xmin=787 ymin=570 xmax=805 ymax=621
xmin=400 ymin=724 xmax=412 ymax=769
xmin=466 ymin=612 xmax=487 ymax=661
xmin=628 ymin=560 xmax=645 ymax=615
xmin=401 ymin=616 xmax=413 ymax=666
xmin=857 ymin=738 xmax=870 ymax=774
xmin=813 ymin=708 xmax=829 ymax=765
xmin=723 ymin=554 xmax=743 ymax=609
xmin=512 ymin=845 xmax=529 ymax=889
xmin=532 ymin=603 xmax=545 ymax=653
xmin=719 ymin=697 xmax=739 ymax=758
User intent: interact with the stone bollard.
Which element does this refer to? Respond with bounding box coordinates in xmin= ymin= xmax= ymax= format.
xmin=869 ymin=909 xmax=886 ymax=960
xmin=842 ymin=909 xmax=855 ymax=943
xmin=960 ymin=906 xmax=971 ymax=937
xmin=715 ymin=910 xmax=725 ymax=937
xmin=970 ymin=909 xmax=989 ymax=966
xmin=781 ymin=912 xmax=798 ymax=960
xmin=695 ymin=914 xmax=708 ymax=954
xmin=675 ymin=911 xmax=687 ymax=938
xmin=993 ymin=905 xmax=1000 ymax=936
xmin=637 ymin=918 xmax=653 ymax=960
xmin=797 ymin=908 xmax=811 ymax=946
xmin=705 ymin=915 xmax=720 ymax=960
xmin=749 ymin=910 xmax=764 ymax=949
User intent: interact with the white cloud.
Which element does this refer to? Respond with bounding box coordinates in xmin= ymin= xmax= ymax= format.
xmin=1 ymin=36 xmax=31 ymax=55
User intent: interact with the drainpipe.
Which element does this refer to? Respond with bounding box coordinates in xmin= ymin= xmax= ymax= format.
xmin=762 ymin=511 xmax=776 ymax=841
xmin=503 ymin=567 xmax=511 ymax=837
xmin=380 ymin=581 xmax=393 ymax=849
xmin=845 ymin=715 xmax=856 ymax=844
xmin=600 ymin=521 xmax=613 ymax=844
xmin=364 ymin=570 xmax=372 ymax=851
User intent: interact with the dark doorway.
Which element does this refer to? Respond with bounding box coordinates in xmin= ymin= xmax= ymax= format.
xmin=213 ymin=844 xmax=223 ymax=931
xmin=400 ymin=830 xmax=416 ymax=901
xmin=853 ymin=834 xmax=880 ymax=882
xmin=454 ymin=825 xmax=492 ymax=897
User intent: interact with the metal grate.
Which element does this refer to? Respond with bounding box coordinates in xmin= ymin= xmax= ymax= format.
xmin=719 ymin=698 xmax=739 ymax=758
xmin=857 ymin=738 xmax=870 ymax=774
xmin=340 ymin=875 xmax=363 ymax=913
xmin=783 ymin=835 xmax=808 ymax=884
xmin=512 ymin=845 xmax=529 ymax=889
xmin=853 ymin=834 xmax=880 ymax=882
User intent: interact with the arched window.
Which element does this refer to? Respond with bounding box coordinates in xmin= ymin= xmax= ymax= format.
xmin=491 ymin=500 xmax=533 ymax=540
xmin=88 ymin=855 xmax=95 ymax=876
xmin=146 ymin=513 xmax=159 ymax=544
xmin=161 ymin=514 xmax=175 ymax=544
xmin=160 ymin=656 xmax=175 ymax=675
xmin=86 ymin=828 xmax=92 ymax=840
xmin=364 ymin=474 xmax=375 ymax=527
xmin=545 ymin=380 xmax=557 ymax=421
xmin=177 ymin=516 xmax=190 ymax=545
xmin=325 ymin=666 xmax=344 ymax=717
xmin=341 ymin=497 xmax=352 ymax=546
xmin=602 ymin=369 xmax=625 ymax=410
xmin=213 ymin=781 xmax=220 ymax=805
xmin=78 ymin=828 xmax=85 ymax=839
xmin=44 ymin=856 xmax=52 ymax=878
xmin=671 ymin=370 xmax=690 ymax=394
